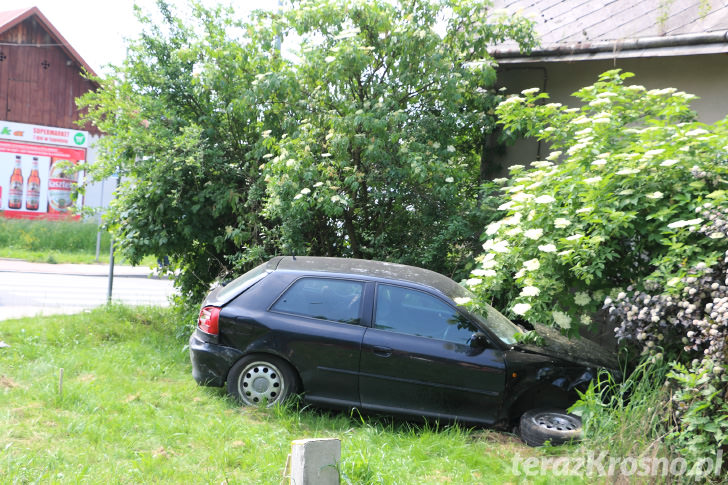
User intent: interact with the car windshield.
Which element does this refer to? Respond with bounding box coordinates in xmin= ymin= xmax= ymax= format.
xmin=453 ymin=287 xmax=522 ymax=345
xmin=472 ymin=303 xmax=522 ymax=345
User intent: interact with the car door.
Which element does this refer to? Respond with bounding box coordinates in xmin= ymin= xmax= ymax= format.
xmin=359 ymin=283 xmax=505 ymax=424
xmin=267 ymin=276 xmax=370 ymax=408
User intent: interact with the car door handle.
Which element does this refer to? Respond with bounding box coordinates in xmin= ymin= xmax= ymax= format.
xmin=372 ymin=346 xmax=392 ymax=357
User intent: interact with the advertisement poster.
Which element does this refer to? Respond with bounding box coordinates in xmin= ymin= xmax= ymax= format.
xmin=0 ymin=121 xmax=87 ymax=220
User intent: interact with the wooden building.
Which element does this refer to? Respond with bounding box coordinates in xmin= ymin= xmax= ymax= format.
xmin=0 ymin=7 xmax=99 ymax=133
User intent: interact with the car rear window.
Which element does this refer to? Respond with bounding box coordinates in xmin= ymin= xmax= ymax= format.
xmin=215 ymin=261 xmax=271 ymax=303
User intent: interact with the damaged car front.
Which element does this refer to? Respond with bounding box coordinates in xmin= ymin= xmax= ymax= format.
xmin=497 ymin=322 xmax=620 ymax=445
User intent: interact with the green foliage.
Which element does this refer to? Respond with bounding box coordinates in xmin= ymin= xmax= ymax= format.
xmin=466 ymin=69 xmax=728 ymax=333
xmin=79 ymin=0 xmax=536 ymax=299
xmin=565 ymin=359 xmax=728 ymax=481
xmin=263 ymin=0 xmax=536 ymax=277
xmin=667 ymin=359 xmax=728 ymax=477
xmin=486 ymin=70 xmax=728 ymax=479
xmin=571 ymin=359 xmax=670 ymax=456
xmin=513 ymin=329 xmax=544 ymax=346
xmin=78 ymin=1 xmax=293 ymax=299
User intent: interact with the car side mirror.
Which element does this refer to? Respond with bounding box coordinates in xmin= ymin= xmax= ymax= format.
xmin=470 ymin=332 xmax=488 ymax=348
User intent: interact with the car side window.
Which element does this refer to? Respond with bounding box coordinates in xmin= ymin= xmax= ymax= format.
xmin=272 ymin=277 xmax=364 ymax=324
xmin=374 ymin=284 xmax=479 ymax=345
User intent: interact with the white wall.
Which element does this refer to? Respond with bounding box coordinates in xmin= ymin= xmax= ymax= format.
xmin=491 ymin=53 xmax=728 ymax=176
xmin=81 ymin=134 xmax=117 ymax=220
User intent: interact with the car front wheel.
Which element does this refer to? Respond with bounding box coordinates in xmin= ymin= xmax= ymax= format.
xmin=227 ymin=354 xmax=298 ymax=406
xmin=519 ymin=408 xmax=582 ymax=446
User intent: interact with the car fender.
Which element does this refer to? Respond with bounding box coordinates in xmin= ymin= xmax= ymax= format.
xmin=501 ymin=349 xmax=596 ymax=424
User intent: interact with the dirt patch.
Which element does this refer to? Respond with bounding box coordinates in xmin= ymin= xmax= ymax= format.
xmin=470 ymin=429 xmax=525 ymax=447
xmin=152 ymin=446 xmax=175 ymax=458
xmin=0 ymin=375 xmax=18 ymax=388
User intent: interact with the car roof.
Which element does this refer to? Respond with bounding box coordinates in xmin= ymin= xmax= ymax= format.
xmin=271 ymin=256 xmax=470 ymax=300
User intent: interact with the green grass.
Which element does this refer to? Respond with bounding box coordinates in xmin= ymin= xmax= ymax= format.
xmin=0 ymin=218 xmax=110 ymax=253
xmin=0 ymin=219 xmax=154 ymax=266
xmin=572 ymin=359 xmax=672 ymax=459
xmin=0 ymin=306 xmax=586 ymax=484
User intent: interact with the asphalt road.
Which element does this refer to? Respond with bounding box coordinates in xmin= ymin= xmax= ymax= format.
xmin=0 ymin=259 xmax=177 ymax=320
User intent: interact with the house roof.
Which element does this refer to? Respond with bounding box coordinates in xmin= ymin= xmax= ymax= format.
xmin=490 ymin=0 xmax=728 ymax=63
xmin=0 ymin=7 xmax=98 ymax=77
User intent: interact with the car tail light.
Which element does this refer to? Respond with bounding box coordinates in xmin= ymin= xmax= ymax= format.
xmin=198 ymin=306 xmax=221 ymax=335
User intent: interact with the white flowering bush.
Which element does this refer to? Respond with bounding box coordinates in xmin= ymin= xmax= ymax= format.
xmin=479 ymin=69 xmax=728 ymax=475
xmin=466 ymin=69 xmax=728 ymax=336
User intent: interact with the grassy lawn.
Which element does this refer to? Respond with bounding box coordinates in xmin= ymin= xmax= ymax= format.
xmin=0 ymin=218 xmax=155 ymax=266
xmin=0 ymin=306 xmax=586 ymax=484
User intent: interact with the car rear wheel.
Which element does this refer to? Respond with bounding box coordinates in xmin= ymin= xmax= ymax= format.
xmin=227 ymin=354 xmax=298 ymax=406
xmin=519 ymin=408 xmax=582 ymax=446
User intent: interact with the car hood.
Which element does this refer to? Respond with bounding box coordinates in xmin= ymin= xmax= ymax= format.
xmin=512 ymin=323 xmax=619 ymax=371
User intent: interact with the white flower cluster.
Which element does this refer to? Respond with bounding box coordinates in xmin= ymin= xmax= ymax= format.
xmin=667 ymin=218 xmax=702 ymax=230
xmin=500 ymin=96 xmax=525 ymax=106
xmin=552 ymin=310 xmax=572 ymax=329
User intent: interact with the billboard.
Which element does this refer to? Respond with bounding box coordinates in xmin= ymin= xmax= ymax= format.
xmin=0 ymin=121 xmax=87 ymax=220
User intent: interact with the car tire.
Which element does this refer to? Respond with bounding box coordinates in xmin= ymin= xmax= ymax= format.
xmin=227 ymin=354 xmax=299 ymax=406
xmin=519 ymin=408 xmax=582 ymax=447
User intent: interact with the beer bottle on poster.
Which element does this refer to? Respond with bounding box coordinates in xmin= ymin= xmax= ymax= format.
xmin=26 ymin=157 xmax=41 ymax=210
xmin=47 ymin=158 xmax=74 ymax=213
xmin=8 ymin=155 xmax=24 ymax=210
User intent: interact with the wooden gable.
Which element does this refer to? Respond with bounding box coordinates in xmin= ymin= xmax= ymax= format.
xmin=0 ymin=7 xmax=100 ymax=134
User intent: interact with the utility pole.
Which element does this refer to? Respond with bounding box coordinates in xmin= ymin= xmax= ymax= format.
xmin=106 ymin=175 xmax=117 ymax=303
xmin=95 ymin=178 xmax=105 ymax=262
xmin=275 ymin=0 xmax=283 ymax=51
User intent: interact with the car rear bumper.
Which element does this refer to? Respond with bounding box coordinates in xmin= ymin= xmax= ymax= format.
xmin=189 ymin=331 xmax=245 ymax=387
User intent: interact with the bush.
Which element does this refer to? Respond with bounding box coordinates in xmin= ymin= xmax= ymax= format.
xmin=666 ymin=359 xmax=728 ymax=479
xmin=608 ymin=252 xmax=728 ymax=364
xmin=606 ymin=239 xmax=728 ymax=478
xmin=465 ymin=69 xmax=728 ymax=336
xmin=467 ymin=69 xmax=728 ymax=478
xmin=79 ymin=0 xmax=537 ymax=300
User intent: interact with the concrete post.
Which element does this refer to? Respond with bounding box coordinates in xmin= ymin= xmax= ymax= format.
xmin=289 ymin=438 xmax=340 ymax=485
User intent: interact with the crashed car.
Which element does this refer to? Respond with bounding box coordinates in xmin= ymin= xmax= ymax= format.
xmin=189 ymin=256 xmax=617 ymax=445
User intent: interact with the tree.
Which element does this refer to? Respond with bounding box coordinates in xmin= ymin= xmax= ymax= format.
xmin=262 ymin=0 xmax=536 ymax=278
xmin=79 ymin=1 xmax=294 ymax=298
xmin=79 ymin=0 xmax=536 ymax=298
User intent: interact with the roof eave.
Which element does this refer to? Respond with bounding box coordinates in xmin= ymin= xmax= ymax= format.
xmin=490 ymin=31 xmax=728 ymax=63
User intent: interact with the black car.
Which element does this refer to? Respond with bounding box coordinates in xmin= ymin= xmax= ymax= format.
xmin=189 ymin=256 xmax=617 ymax=446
